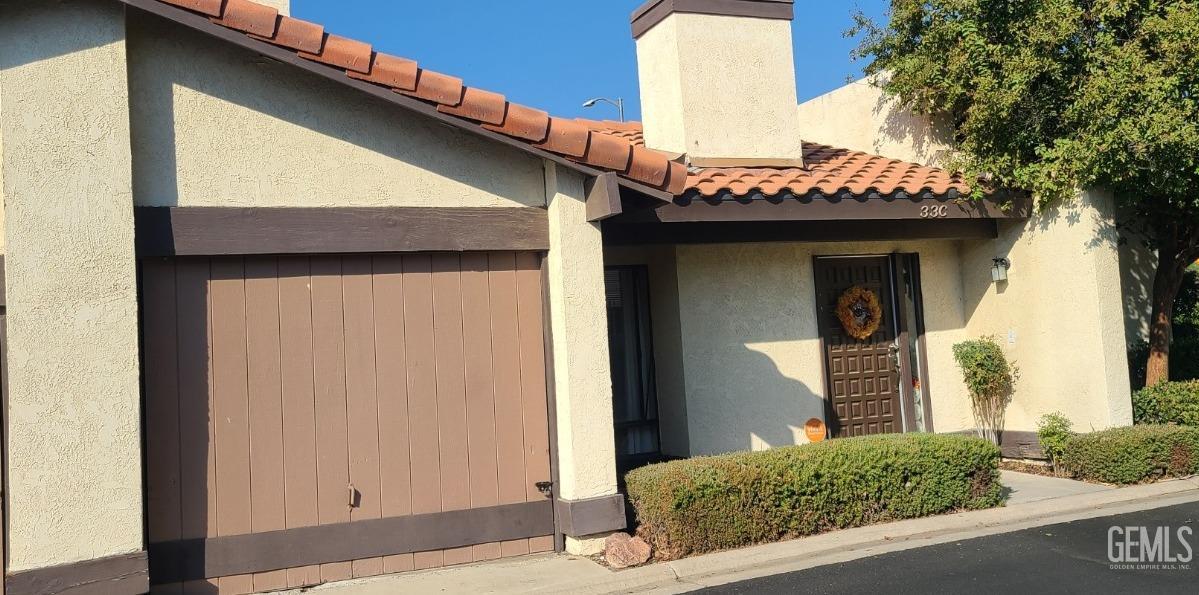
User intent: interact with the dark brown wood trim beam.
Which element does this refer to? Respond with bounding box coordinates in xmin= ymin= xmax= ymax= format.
xmin=114 ymin=0 xmax=673 ymax=203
xmin=632 ymin=0 xmax=794 ymax=38
xmin=6 ymin=551 xmax=149 ymax=595
xmin=585 ymin=173 xmax=624 ymax=222
xmin=632 ymin=194 xmax=1032 ymax=224
xmin=149 ymin=500 xmax=553 ymax=584
xmin=602 ymin=219 xmax=999 ymax=246
xmin=555 ymin=494 xmax=628 ymax=537
xmin=951 ymin=430 xmax=1045 ymax=460
xmin=135 ymin=207 xmax=550 ymax=256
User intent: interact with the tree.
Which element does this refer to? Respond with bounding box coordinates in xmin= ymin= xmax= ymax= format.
xmin=853 ymin=0 xmax=1199 ymax=386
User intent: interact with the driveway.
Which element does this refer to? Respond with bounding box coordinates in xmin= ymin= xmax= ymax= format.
xmin=699 ymin=501 xmax=1199 ymax=594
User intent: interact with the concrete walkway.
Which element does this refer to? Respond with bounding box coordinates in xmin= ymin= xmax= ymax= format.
xmin=289 ymin=475 xmax=1199 ymax=595
xmin=999 ymin=469 xmax=1113 ymax=504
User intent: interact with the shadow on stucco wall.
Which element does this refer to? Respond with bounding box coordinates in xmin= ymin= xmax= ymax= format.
xmin=0 ymin=2 xmax=113 ymax=71
xmin=872 ymin=89 xmax=953 ymax=167
xmin=125 ymin=10 xmax=539 ymax=208
xmin=686 ymin=342 xmax=825 ymax=456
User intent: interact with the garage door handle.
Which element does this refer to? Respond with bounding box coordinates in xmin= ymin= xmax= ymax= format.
xmin=348 ymin=484 xmax=360 ymax=508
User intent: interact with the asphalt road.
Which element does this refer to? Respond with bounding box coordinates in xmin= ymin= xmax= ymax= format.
xmin=699 ymin=501 xmax=1199 ymax=595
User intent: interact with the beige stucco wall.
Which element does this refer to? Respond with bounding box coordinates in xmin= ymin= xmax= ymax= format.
xmin=674 ymin=240 xmax=969 ymax=456
xmin=0 ymin=0 xmax=144 ymax=570
xmin=126 ymin=12 xmax=545 ymax=209
xmin=796 ymin=79 xmax=1134 ymax=434
xmin=635 ymin=13 xmax=804 ymax=161
xmin=0 ymin=73 xmax=5 ymax=254
xmin=796 ymin=75 xmax=952 ymax=167
xmin=543 ymin=162 xmax=618 ymax=555
xmin=960 ymin=190 xmax=1133 ymax=433
xmin=1118 ymin=229 xmax=1157 ymax=348
xmin=672 ymin=210 xmax=1132 ymax=456
xmin=604 ymin=245 xmax=690 ymax=457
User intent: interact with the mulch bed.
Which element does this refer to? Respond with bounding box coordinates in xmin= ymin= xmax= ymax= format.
xmin=999 ymin=459 xmax=1061 ymax=477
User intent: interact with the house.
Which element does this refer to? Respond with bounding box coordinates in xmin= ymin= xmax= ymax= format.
xmin=0 ymin=0 xmax=1138 ymax=593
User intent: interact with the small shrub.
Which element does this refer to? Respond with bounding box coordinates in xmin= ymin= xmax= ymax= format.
xmin=1133 ymin=380 xmax=1199 ymax=426
xmin=1059 ymin=425 xmax=1199 ymax=485
xmin=1036 ymin=412 xmax=1074 ymax=467
xmin=625 ymin=434 xmax=1003 ymax=560
xmin=953 ymin=337 xmax=1018 ymax=445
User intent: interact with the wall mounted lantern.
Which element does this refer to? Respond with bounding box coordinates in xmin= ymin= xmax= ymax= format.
xmin=992 ymin=258 xmax=1011 ymax=283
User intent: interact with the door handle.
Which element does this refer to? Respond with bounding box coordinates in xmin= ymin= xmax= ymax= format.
xmin=888 ymin=341 xmax=901 ymax=373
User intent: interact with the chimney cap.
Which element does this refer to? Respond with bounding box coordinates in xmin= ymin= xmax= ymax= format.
xmin=631 ymin=0 xmax=794 ymax=38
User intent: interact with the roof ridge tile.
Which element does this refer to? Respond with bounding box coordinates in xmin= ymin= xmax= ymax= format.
xmin=346 ymin=52 xmax=418 ymax=90
xmin=299 ymin=33 xmax=373 ymax=74
xmin=250 ymin=15 xmax=324 ymax=54
xmin=212 ymin=0 xmax=278 ymax=37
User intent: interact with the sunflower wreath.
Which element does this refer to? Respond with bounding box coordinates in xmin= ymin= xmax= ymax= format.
xmin=836 ymin=286 xmax=883 ymax=341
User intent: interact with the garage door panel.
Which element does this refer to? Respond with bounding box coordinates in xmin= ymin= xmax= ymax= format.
xmin=276 ymin=258 xmax=322 ymax=589
xmin=370 ymin=255 xmax=416 ymax=574
xmin=431 ymin=253 xmax=473 ymax=567
xmin=342 ymin=256 xmax=385 ymax=578
xmin=461 ymin=252 xmax=502 ymax=562
xmin=144 ymin=254 xmax=555 ymax=592
xmin=515 ymin=253 xmax=555 ymax=554
xmin=143 ymin=260 xmax=183 ymax=595
xmin=400 ymin=254 xmax=444 ymax=571
xmin=210 ymin=260 xmax=256 ymax=595
xmin=486 ymin=252 xmax=532 ymax=557
xmin=174 ymin=261 xmax=220 ymax=595
xmin=244 ymin=258 xmax=288 ymax=593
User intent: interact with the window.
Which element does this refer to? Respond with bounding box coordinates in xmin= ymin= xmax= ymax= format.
xmin=605 ymin=266 xmax=661 ymax=467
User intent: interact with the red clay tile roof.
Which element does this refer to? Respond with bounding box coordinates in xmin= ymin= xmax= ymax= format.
xmin=577 ymin=120 xmax=971 ymax=199
xmin=151 ymin=0 xmax=967 ymax=202
xmin=153 ymin=0 xmax=687 ymax=195
xmin=687 ymin=144 xmax=971 ymax=198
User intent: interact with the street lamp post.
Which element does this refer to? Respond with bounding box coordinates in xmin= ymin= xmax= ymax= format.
xmin=582 ymin=97 xmax=625 ymax=122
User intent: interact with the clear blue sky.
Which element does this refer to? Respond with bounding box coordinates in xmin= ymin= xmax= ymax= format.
xmin=293 ymin=1 xmax=890 ymax=121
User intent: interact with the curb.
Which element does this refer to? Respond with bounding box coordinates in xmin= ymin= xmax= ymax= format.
xmin=571 ymin=477 xmax=1199 ymax=594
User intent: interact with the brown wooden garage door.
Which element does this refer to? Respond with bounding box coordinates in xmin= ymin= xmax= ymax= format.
xmin=141 ymin=253 xmax=554 ymax=594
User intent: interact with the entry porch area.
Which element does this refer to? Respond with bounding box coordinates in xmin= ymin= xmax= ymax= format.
xmin=595 ymin=183 xmax=1131 ymax=472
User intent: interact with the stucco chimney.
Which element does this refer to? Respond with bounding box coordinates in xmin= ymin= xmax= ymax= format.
xmin=256 ymin=0 xmax=290 ymax=16
xmin=631 ymin=0 xmax=803 ymax=166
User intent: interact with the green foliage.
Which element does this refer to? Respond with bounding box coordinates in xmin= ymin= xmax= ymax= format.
xmin=625 ymin=434 xmax=1003 ymax=559
xmin=1133 ymin=380 xmax=1199 ymax=425
xmin=1060 ymin=425 xmax=1199 ymax=484
xmin=952 ymin=337 xmax=1017 ymax=444
xmin=853 ymin=1 xmax=1199 ymax=219
xmin=1128 ymin=336 xmax=1199 ymax=388
xmin=952 ymin=338 xmax=1017 ymax=400
xmin=1037 ymin=412 xmax=1075 ymax=465
xmin=853 ymin=1 xmax=1199 ymax=383
xmin=1176 ymin=267 xmax=1199 ymax=331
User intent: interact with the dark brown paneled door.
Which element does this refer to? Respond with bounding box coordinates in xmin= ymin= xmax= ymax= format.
xmin=814 ymin=256 xmax=905 ymax=437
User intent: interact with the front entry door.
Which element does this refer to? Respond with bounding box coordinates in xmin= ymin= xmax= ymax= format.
xmin=814 ymin=256 xmax=904 ymax=437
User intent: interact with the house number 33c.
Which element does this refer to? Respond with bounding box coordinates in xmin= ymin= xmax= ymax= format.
xmin=920 ymin=204 xmax=949 ymax=218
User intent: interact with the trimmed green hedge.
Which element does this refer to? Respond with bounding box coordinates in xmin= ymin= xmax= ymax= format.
xmin=1133 ymin=381 xmax=1199 ymax=426
xmin=625 ymin=434 xmax=1003 ymax=560
xmin=1059 ymin=425 xmax=1199 ymax=485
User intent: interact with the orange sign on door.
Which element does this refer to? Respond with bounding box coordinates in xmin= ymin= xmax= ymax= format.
xmin=804 ymin=418 xmax=827 ymax=443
